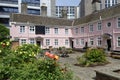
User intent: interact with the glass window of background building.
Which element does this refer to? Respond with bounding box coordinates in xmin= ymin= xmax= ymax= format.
xmin=22 ymin=0 xmax=40 ymax=6
xmin=0 ymin=7 xmax=18 ymax=13
xmin=0 ymin=0 xmax=18 ymax=4
xmin=56 ymin=6 xmax=64 ymax=18
xmin=28 ymin=9 xmax=40 ymax=15
xmin=105 ymin=0 xmax=117 ymax=8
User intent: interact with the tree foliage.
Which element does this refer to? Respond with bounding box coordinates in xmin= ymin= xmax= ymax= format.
xmin=0 ymin=24 xmax=9 ymax=42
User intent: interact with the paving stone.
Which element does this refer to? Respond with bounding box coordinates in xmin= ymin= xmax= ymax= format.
xmin=59 ymin=52 xmax=120 ymax=80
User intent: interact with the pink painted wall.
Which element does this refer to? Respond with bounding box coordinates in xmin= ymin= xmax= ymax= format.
xmin=10 ymin=16 xmax=120 ymax=51
xmin=10 ymin=24 xmax=72 ymax=49
xmin=72 ymin=16 xmax=120 ymax=51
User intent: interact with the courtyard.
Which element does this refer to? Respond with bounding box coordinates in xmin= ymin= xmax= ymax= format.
xmin=59 ymin=52 xmax=120 ymax=80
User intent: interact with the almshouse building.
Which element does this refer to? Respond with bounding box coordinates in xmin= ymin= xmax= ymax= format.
xmin=10 ymin=3 xmax=120 ymax=51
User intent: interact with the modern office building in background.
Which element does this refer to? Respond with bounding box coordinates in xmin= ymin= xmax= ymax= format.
xmin=0 ymin=0 xmax=80 ymax=27
xmin=80 ymin=0 xmax=120 ymax=17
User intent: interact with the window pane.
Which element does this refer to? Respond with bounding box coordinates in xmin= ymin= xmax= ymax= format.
xmin=46 ymin=39 xmax=50 ymax=46
xmin=65 ymin=39 xmax=69 ymax=45
xmin=45 ymin=27 xmax=50 ymax=34
xmin=89 ymin=25 xmax=93 ymax=32
xmin=20 ymin=26 xmax=25 ymax=33
xmin=30 ymin=38 xmax=35 ymax=44
xmin=65 ymin=28 xmax=68 ymax=34
xmin=21 ymin=39 xmax=26 ymax=44
xmin=81 ymin=27 xmax=84 ymax=33
xmin=54 ymin=39 xmax=58 ymax=45
xmin=98 ymin=22 xmax=102 ymax=30
xmin=29 ymin=26 xmax=35 ymax=33
xmin=118 ymin=18 xmax=120 ymax=27
xmin=54 ymin=28 xmax=58 ymax=34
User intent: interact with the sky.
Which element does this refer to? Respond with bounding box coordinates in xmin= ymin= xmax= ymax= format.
xmin=56 ymin=0 xmax=81 ymax=6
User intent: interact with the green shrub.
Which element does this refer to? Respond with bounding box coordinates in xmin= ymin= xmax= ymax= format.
xmin=66 ymin=48 xmax=73 ymax=54
xmin=14 ymin=44 xmax=41 ymax=62
xmin=77 ymin=48 xmax=107 ymax=67
xmin=0 ymin=44 xmax=73 ymax=80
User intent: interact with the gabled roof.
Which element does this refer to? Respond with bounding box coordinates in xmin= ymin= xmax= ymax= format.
xmin=10 ymin=3 xmax=120 ymax=26
xmin=10 ymin=14 xmax=73 ymax=26
xmin=73 ymin=3 xmax=120 ymax=26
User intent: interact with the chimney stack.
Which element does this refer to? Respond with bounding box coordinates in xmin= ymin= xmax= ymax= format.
xmin=21 ymin=3 xmax=27 ymax=14
xmin=92 ymin=0 xmax=101 ymax=12
xmin=61 ymin=7 xmax=67 ymax=19
xmin=41 ymin=4 xmax=47 ymax=16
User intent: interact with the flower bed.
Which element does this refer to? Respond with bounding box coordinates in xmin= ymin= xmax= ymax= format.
xmin=76 ymin=48 xmax=109 ymax=67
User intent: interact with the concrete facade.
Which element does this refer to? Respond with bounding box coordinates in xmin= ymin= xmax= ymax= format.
xmin=80 ymin=0 xmax=120 ymax=17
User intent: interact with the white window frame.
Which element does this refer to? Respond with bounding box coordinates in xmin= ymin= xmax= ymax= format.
xmin=90 ymin=38 xmax=94 ymax=46
xmin=75 ymin=28 xmax=78 ymax=34
xmin=105 ymin=0 xmax=117 ymax=8
xmin=65 ymin=28 xmax=68 ymax=34
xmin=89 ymin=24 xmax=94 ymax=32
xmin=29 ymin=26 xmax=35 ymax=33
xmin=76 ymin=39 xmax=79 ymax=45
xmin=20 ymin=39 xmax=26 ymax=44
xmin=45 ymin=27 xmax=50 ymax=34
xmin=80 ymin=27 xmax=84 ymax=33
xmin=80 ymin=39 xmax=84 ymax=46
xmin=98 ymin=22 xmax=102 ymax=30
xmin=65 ymin=39 xmax=69 ymax=45
xmin=54 ymin=28 xmax=58 ymax=34
xmin=97 ymin=37 xmax=102 ymax=46
xmin=46 ymin=39 xmax=50 ymax=46
xmin=20 ymin=26 xmax=25 ymax=33
xmin=54 ymin=39 xmax=58 ymax=46
xmin=117 ymin=37 xmax=120 ymax=47
xmin=29 ymin=38 xmax=35 ymax=44
xmin=118 ymin=17 xmax=120 ymax=28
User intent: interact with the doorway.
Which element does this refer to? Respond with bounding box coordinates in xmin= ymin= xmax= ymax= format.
xmin=36 ymin=41 xmax=41 ymax=47
xmin=107 ymin=39 xmax=111 ymax=51
xmin=71 ymin=41 xmax=74 ymax=48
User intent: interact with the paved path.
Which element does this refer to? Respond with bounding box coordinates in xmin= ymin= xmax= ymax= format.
xmin=59 ymin=52 xmax=120 ymax=80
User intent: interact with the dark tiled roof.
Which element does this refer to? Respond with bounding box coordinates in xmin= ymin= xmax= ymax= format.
xmin=73 ymin=3 xmax=120 ymax=26
xmin=10 ymin=14 xmax=73 ymax=26
xmin=10 ymin=3 xmax=120 ymax=26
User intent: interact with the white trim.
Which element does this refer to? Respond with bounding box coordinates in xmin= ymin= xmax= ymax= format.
xmin=117 ymin=36 xmax=120 ymax=47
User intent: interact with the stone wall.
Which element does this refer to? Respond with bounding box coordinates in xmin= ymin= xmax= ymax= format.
xmin=95 ymin=70 xmax=120 ymax=80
